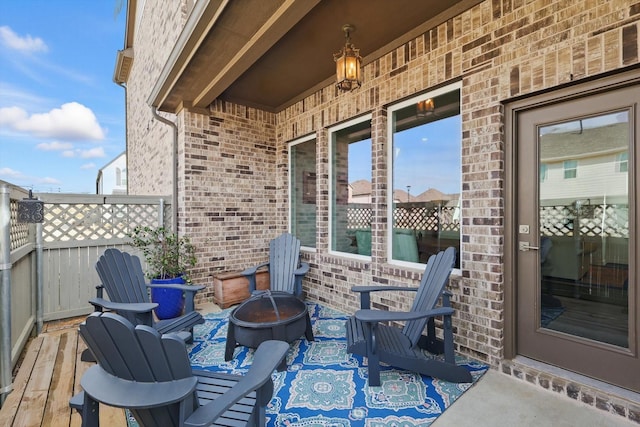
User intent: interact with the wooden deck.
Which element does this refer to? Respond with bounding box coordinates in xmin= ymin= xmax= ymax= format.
xmin=0 ymin=317 xmax=128 ymax=427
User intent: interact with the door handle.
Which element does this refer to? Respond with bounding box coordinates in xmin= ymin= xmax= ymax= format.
xmin=519 ymin=241 xmax=539 ymax=251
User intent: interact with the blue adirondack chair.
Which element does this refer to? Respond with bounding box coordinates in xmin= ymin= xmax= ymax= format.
xmin=91 ymin=248 xmax=205 ymax=341
xmin=70 ymin=312 xmax=288 ymax=427
xmin=242 ymin=233 xmax=309 ymax=297
xmin=346 ymin=247 xmax=472 ymax=386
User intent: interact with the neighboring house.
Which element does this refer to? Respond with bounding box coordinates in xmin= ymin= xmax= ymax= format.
xmin=114 ymin=0 xmax=640 ymax=418
xmin=95 ymin=151 xmax=127 ymax=195
xmin=348 ymin=179 xmax=371 ymax=203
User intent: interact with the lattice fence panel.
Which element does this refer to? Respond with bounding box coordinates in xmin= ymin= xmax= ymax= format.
xmin=347 ymin=204 xmax=461 ymax=232
xmin=42 ymin=202 xmax=166 ymax=243
xmin=9 ymin=199 xmax=30 ymax=250
xmin=540 ymin=204 xmax=628 ymax=238
xmin=347 ymin=206 xmax=372 ymax=229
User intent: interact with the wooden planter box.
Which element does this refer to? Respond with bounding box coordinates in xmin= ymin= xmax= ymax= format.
xmin=212 ymin=270 xmax=270 ymax=308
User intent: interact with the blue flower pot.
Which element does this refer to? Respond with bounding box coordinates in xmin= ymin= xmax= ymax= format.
xmin=150 ymin=277 xmax=186 ymax=320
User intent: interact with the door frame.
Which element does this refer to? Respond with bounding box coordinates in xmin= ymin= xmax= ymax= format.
xmin=504 ymin=67 xmax=640 ymax=360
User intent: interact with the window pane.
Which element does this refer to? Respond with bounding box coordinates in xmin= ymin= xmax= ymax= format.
xmin=290 ymin=138 xmax=317 ymax=247
xmin=331 ymin=119 xmax=372 ymax=254
xmin=391 ymin=89 xmax=461 ymax=266
xmin=563 ymin=160 xmax=577 ymax=179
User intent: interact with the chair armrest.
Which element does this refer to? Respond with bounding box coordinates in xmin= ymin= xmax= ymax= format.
xmin=88 ymin=298 xmax=158 ymax=314
xmin=354 ymin=307 xmax=454 ymax=323
xmin=351 ymin=285 xmax=418 ymax=293
xmin=294 ymin=262 xmax=309 ymax=276
xmin=146 ymin=283 xmax=205 ymax=293
xmin=80 ymin=365 xmax=198 ymax=408
xmin=351 ymin=286 xmax=419 ymax=309
xmin=242 ymin=262 xmax=269 ymax=277
xmin=184 ymin=340 xmax=289 ymax=427
xmin=242 ymin=262 xmax=269 ymax=293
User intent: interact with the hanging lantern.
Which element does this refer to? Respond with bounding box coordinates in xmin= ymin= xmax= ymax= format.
xmin=416 ymin=98 xmax=435 ymax=118
xmin=334 ymin=24 xmax=362 ymax=92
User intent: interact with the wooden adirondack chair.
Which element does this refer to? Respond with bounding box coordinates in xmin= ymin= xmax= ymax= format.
xmin=346 ymin=247 xmax=472 ymax=386
xmin=91 ymin=248 xmax=205 ymax=340
xmin=70 ymin=312 xmax=288 ymax=427
xmin=242 ymin=233 xmax=309 ymax=297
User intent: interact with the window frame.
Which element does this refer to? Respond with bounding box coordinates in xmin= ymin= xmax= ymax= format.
xmin=617 ymin=151 xmax=629 ymax=173
xmin=328 ymin=113 xmax=373 ymax=260
xmin=386 ymin=81 xmax=462 ymax=269
xmin=563 ymin=159 xmax=578 ymax=179
xmin=288 ymin=133 xmax=318 ymax=252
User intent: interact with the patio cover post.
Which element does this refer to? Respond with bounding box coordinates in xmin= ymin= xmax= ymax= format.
xmin=0 ymin=184 xmax=13 ymax=405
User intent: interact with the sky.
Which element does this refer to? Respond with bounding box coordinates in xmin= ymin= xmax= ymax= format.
xmin=0 ymin=1 xmax=126 ymax=193
xmin=348 ymin=115 xmax=461 ymax=196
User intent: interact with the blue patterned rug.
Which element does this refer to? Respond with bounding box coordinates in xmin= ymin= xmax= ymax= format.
xmin=182 ymin=302 xmax=487 ymax=426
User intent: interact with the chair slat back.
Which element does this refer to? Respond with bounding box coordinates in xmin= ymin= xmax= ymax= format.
xmin=402 ymin=247 xmax=456 ymax=346
xmin=80 ymin=312 xmax=193 ymax=382
xmin=269 ymin=233 xmax=301 ymax=294
xmin=79 ymin=312 xmax=193 ymax=425
xmin=96 ymin=248 xmax=149 ymax=306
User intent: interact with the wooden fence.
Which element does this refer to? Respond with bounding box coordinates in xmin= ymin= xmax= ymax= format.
xmin=0 ymin=180 xmax=171 ymax=404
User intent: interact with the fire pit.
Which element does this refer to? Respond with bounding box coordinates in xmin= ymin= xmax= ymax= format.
xmin=224 ymin=291 xmax=314 ymax=367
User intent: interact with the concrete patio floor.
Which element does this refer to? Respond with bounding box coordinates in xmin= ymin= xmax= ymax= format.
xmin=433 ymin=369 xmax=636 ymax=426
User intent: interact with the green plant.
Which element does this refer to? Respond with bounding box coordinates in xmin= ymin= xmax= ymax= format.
xmin=128 ymin=226 xmax=197 ymax=283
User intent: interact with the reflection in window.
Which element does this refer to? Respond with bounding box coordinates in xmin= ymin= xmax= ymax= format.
xmin=616 ymin=152 xmax=628 ymax=173
xmin=290 ymin=136 xmax=317 ymax=248
xmin=538 ymin=110 xmax=630 ymax=347
xmin=389 ymin=85 xmax=461 ymax=266
xmin=540 ymin=164 xmax=548 ymax=182
xmin=330 ymin=116 xmax=372 ymax=255
xmin=563 ymin=160 xmax=577 ymax=179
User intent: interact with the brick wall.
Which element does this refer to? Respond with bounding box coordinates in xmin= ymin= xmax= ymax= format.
xmin=127 ymin=0 xmax=191 ymax=196
xmin=127 ymin=0 xmax=640 ymax=421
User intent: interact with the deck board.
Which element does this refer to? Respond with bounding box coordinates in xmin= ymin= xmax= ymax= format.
xmin=0 ymin=320 xmax=127 ymax=427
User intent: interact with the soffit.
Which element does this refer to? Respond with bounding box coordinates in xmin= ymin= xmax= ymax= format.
xmin=151 ymin=0 xmax=483 ymax=113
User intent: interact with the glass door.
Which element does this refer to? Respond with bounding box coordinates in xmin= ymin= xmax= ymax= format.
xmin=515 ymin=82 xmax=639 ymax=392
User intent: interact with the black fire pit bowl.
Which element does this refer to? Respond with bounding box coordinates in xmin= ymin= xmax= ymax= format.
xmin=224 ymin=291 xmax=314 ymax=367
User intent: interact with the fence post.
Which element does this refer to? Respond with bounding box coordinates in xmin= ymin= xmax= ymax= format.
xmin=36 ymin=222 xmax=43 ymax=334
xmin=0 ymin=185 xmax=13 ymax=405
xmin=159 ymin=198 xmax=165 ymax=229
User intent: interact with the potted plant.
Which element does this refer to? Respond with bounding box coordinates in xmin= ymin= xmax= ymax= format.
xmin=129 ymin=225 xmax=197 ymax=319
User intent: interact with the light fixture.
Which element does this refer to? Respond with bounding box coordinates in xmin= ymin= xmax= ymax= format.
xmin=416 ymin=98 xmax=435 ymax=118
xmin=334 ymin=24 xmax=362 ymax=92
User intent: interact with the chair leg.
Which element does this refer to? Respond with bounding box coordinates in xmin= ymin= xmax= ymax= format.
xmin=364 ymin=322 xmax=381 ymax=387
xmin=442 ymin=315 xmax=455 ymax=364
xmin=81 ymin=393 xmax=100 ymax=427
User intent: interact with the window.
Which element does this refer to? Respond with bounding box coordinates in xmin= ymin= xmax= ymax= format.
xmin=617 ymin=152 xmax=628 ymax=173
xmin=563 ymin=160 xmax=577 ymax=179
xmin=388 ymin=83 xmax=461 ymax=266
xmin=329 ymin=115 xmax=372 ymax=255
xmin=540 ymin=164 xmax=548 ymax=182
xmin=290 ymin=136 xmax=317 ymax=248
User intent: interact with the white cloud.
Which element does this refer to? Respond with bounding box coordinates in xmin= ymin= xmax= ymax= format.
xmin=80 ymin=163 xmax=96 ymax=170
xmin=0 ymin=26 xmax=48 ymax=53
xmin=40 ymin=176 xmax=61 ymax=185
xmin=0 ymin=102 xmax=105 ymax=141
xmin=80 ymin=147 xmax=105 ymax=158
xmin=0 ymin=167 xmax=24 ymax=179
xmin=61 ymin=147 xmax=106 ymax=159
xmin=36 ymin=141 xmax=73 ymax=151
xmin=0 ymin=167 xmax=60 ymax=185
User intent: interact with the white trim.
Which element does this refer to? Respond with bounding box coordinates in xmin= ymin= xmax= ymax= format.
xmin=328 ymin=114 xmax=373 ymax=258
xmin=386 ymin=81 xmax=462 ymax=266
